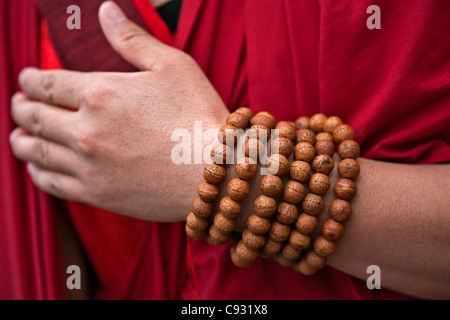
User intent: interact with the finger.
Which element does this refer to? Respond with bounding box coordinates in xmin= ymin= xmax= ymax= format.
xmin=10 ymin=127 xmax=80 ymax=176
xmin=26 ymin=162 xmax=86 ymax=202
xmin=11 ymin=92 xmax=76 ymax=146
xmin=98 ymin=1 xmax=175 ymax=71
xmin=18 ymin=67 xmax=85 ymax=108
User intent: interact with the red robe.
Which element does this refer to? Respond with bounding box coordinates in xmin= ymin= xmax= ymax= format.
xmin=1 ymin=0 xmax=449 ymax=299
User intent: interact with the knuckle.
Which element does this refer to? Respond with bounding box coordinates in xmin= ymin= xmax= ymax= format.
xmin=81 ymin=81 xmax=107 ymax=109
xmin=74 ymin=130 xmax=99 ymax=157
xmin=30 ymin=106 xmax=43 ymax=136
xmin=118 ymin=26 xmax=147 ymax=50
xmin=36 ymin=140 xmax=50 ymax=168
xmin=41 ymin=72 xmax=56 ymax=103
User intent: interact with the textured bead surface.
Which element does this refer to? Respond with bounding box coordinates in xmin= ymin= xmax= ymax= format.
xmin=295 ymin=259 xmax=317 ymax=276
xmin=248 ymin=124 xmax=270 ymax=141
xmin=207 ymin=224 xmax=232 ymax=245
xmin=294 ymin=142 xmax=316 ymax=163
xmin=213 ymin=212 xmax=235 ymax=233
xmin=217 ymin=124 xmax=239 ymax=145
xmin=273 ymin=254 xmax=296 ymax=267
xmin=243 ymin=138 xmax=265 ymax=159
xmin=281 ymin=243 xmax=302 ymax=260
xmin=265 ymin=154 xmax=290 ymax=176
xmin=203 ymin=163 xmax=226 ymax=184
xmin=338 ymin=140 xmax=360 ymax=159
xmin=259 ymin=175 xmax=283 ymax=197
xmin=304 ymin=251 xmax=327 ymax=270
xmin=338 ymin=158 xmax=360 ymax=180
xmin=230 ymin=245 xmax=253 ymax=268
xmin=242 ymin=228 xmax=266 ymax=250
xmin=315 ymin=140 xmax=335 ymax=157
xmin=234 ymin=107 xmax=254 ymax=121
xmin=294 ymin=116 xmax=310 ymax=130
xmin=276 ymin=202 xmax=299 ymax=225
xmin=236 ymin=240 xmax=260 ymax=261
xmin=289 ymin=161 xmax=311 ymax=183
xmin=334 ymin=178 xmax=357 ymax=200
xmin=268 ymin=221 xmax=291 ymax=242
xmin=185 ymin=224 xmax=207 ymax=240
xmin=227 ymin=178 xmax=250 ymax=201
xmin=235 ymin=157 xmax=258 ymax=180
xmin=329 ymin=199 xmax=352 ymax=222
xmin=323 ymin=116 xmax=343 ymax=134
xmin=219 ymin=196 xmax=242 ymax=219
xmin=314 ymin=236 xmax=336 ymax=257
xmin=186 ymin=211 xmax=209 ymax=231
xmin=295 ymin=129 xmax=316 ymax=146
xmin=275 ymin=122 xmax=296 ymax=141
xmin=322 ymin=219 xmax=344 ymax=241
xmin=247 ymin=214 xmax=271 ymax=235
xmin=315 ymin=132 xmax=333 ymax=141
xmin=283 ymin=180 xmax=305 ymax=204
xmin=302 ymin=193 xmax=324 ymax=215
xmin=226 ymin=112 xmax=248 ymax=129
xmin=309 ymin=173 xmax=331 ymax=195
xmin=197 ymin=181 xmax=220 ymax=202
xmin=254 ymin=195 xmax=277 ymax=218
xmin=295 ymin=213 xmax=317 ymax=235
xmin=261 ymin=238 xmax=283 ymax=256
xmin=289 ymin=229 xmax=311 ymax=249
xmin=311 ymin=154 xmax=334 ymax=175
xmin=309 ymin=113 xmax=327 ymax=133
xmin=333 ymin=124 xmax=355 ymax=144
xmin=191 ymin=197 xmax=213 ymax=219
xmin=271 ymin=137 xmax=294 ymax=158
xmin=250 ymin=113 xmax=276 ymax=130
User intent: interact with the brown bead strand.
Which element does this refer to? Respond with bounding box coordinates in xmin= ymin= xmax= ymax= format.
xmin=187 ymin=108 xmax=253 ymax=241
xmin=295 ymin=116 xmax=360 ymax=275
xmin=231 ymin=117 xmax=291 ymax=267
xmin=207 ymin=108 xmax=258 ymax=246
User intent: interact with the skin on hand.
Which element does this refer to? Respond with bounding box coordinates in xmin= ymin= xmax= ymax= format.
xmin=9 ymin=1 xmax=229 ymax=221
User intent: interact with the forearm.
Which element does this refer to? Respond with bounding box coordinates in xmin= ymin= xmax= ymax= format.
xmin=325 ymin=158 xmax=450 ymax=299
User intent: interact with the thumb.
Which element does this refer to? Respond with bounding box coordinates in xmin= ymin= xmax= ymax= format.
xmin=98 ymin=1 xmax=170 ymax=71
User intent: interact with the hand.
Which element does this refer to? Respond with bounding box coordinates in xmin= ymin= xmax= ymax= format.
xmin=10 ymin=1 xmax=229 ymax=221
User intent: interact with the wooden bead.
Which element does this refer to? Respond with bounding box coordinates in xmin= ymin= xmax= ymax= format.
xmin=203 ymin=163 xmax=226 ymax=184
xmin=230 ymin=244 xmax=253 ymax=268
xmin=294 ymin=116 xmax=310 ymax=130
xmin=268 ymin=220 xmax=291 ymax=242
xmin=334 ymin=178 xmax=357 ymax=200
xmin=191 ymin=197 xmax=213 ymax=219
xmin=186 ymin=211 xmax=209 ymax=231
xmin=248 ymin=124 xmax=270 ymax=141
xmin=275 ymin=124 xmax=296 ymax=142
xmin=289 ymin=160 xmax=311 ymax=183
xmin=281 ymin=243 xmax=302 ymax=260
xmin=294 ymin=142 xmax=316 ymax=163
xmin=217 ymin=124 xmax=239 ymax=145
xmin=316 ymin=132 xmax=333 ymax=141
xmin=324 ymin=116 xmax=343 ymax=134
xmin=309 ymin=173 xmax=330 ymax=195
xmin=259 ymin=175 xmax=283 ymax=197
xmin=254 ymin=195 xmax=277 ymax=218
xmin=309 ymin=113 xmax=327 ymax=133
xmin=236 ymin=240 xmax=259 ymax=261
xmin=315 ymin=139 xmax=335 ymax=157
xmin=304 ymin=251 xmax=327 ymax=270
xmin=322 ymin=219 xmax=344 ymax=241
xmin=276 ymin=202 xmax=299 ymax=225
xmin=227 ymin=178 xmax=250 ymax=201
xmin=185 ymin=224 xmax=207 ymax=240
xmin=250 ymin=112 xmax=276 ymax=130
xmin=261 ymin=238 xmax=283 ymax=257
xmin=271 ymin=137 xmax=294 ymax=158
xmin=338 ymin=140 xmax=360 ymax=159
xmin=242 ymin=228 xmax=266 ymax=250
xmin=338 ymin=158 xmax=360 ymax=180
xmin=289 ymin=229 xmax=311 ymax=249
xmin=234 ymin=107 xmax=254 ymax=121
xmin=207 ymin=224 xmax=232 ymax=245
xmin=273 ymin=253 xmax=296 ymax=267
xmin=311 ymin=154 xmax=334 ymax=175
xmin=295 ymin=259 xmax=317 ymax=276
xmin=211 ymin=143 xmax=233 ymax=164
xmin=220 ymin=196 xmax=242 ymax=219
xmin=235 ymin=157 xmax=258 ymax=180
xmin=302 ymin=193 xmax=324 ymax=215
xmin=243 ymin=138 xmax=265 ymax=159
xmin=247 ymin=214 xmax=271 ymax=235
xmin=265 ymin=154 xmax=290 ymax=176
xmin=333 ymin=124 xmax=355 ymax=144
xmin=213 ymin=212 xmax=235 ymax=233
xmin=314 ymin=236 xmax=336 ymax=257
xmin=226 ymin=112 xmax=248 ymax=129
xmin=295 ymin=128 xmax=316 ymax=145
xmin=295 ymin=213 xmax=317 ymax=235
xmin=283 ymin=180 xmax=305 ymax=204
xmin=197 ymin=181 xmax=219 ymax=202
xmin=329 ymin=199 xmax=352 ymax=222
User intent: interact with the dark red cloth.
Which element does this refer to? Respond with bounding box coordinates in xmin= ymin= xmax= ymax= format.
xmin=1 ymin=0 xmax=449 ymax=299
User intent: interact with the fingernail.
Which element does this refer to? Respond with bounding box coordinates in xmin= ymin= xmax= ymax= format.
xmin=27 ymin=163 xmax=36 ymax=175
xmin=102 ymin=1 xmax=126 ymax=22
